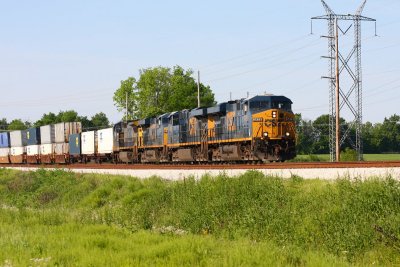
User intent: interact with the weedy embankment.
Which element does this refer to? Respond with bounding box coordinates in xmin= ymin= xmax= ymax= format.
xmin=0 ymin=168 xmax=399 ymax=266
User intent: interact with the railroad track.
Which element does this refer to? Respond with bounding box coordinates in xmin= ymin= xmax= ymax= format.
xmin=3 ymin=161 xmax=400 ymax=170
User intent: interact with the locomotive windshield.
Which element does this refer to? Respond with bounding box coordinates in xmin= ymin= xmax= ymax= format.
xmin=249 ymin=100 xmax=292 ymax=112
xmin=272 ymin=101 xmax=291 ymax=111
xmin=250 ymin=101 xmax=269 ymax=112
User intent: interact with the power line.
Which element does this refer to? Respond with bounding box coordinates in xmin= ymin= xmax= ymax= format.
xmin=202 ymin=36 xmax=321 ymax=77
xmin=204 ymin=43 xmax=322 ymax=83
xmin=236 ymin=58 xmax=321 ymax=94
xmin=363 ymin=77 xmax=400 ymax=97
xmin=199 ymin=34 xmax=311 ymax=71
xmin=0 ymin=91 xmax=111 ymax=107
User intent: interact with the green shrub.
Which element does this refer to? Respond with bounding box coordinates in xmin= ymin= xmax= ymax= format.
xmin=340 ymin=148 xmax=358 ymax=161
xmin=289 ymin=154 xmax=323 ymax=162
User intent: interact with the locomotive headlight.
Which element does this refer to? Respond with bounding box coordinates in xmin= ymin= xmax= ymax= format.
xmin=285 ymin=132 xmax=290 ymax=137
xmin=263 ymin=132 xmax=268 ymax=137
xmin=272 ymin=111 xmax=277 ymax=118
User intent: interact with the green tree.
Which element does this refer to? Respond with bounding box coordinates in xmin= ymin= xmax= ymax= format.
xmin=114 ymin=66 xmax=216 ymax=119
xmin=295 ymin=113 xmax=315 ymax=154
xmin=77 ymin=116 xmax=93 ymax=130
xmin=311 ymin=115 xmax=349 ymax=154
xmin=0 ymin=118 xmax=8 ymax=131
xmin=168 ymin=66 xmax=215 ymax=112
xmin=33 ymin=110 xmax=110 ymax=130
xmin=91 ymin=112 xmax=110 ymax=128
xmin=34 ymin=112 xmax=59 ymax=127
xmin=24 ymin=121 xmax=32 ymax=128
xmin=362 ymin=121 xmax=379 ymax=153
xmin=35 ymin=110 xmax=84 ymax=126
xmin=378 ymin=114 xmax=400 ymax=152
xmin=136 ymin=67 xmax=171 ymax=118
xmin=8 ymin=119 xmax=28 ymax=130
xmin=312 ymin=115 xmax=330 ymax=154
xmin=58 ymin=110 xmax=79 ymax=122
xmin=113 ymin=77 xmax=137 ymax=120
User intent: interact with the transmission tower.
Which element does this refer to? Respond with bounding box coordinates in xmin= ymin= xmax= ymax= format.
xmin=311 ymin=0 xmax=376 ymax=162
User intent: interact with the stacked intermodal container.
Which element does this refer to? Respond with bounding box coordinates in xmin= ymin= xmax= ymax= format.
xmin=97 ymin=128 xmax=114 ymax=162
xmin=69 ymin=133 xmax=81 ymax=162
xmin=0 ymin=132 xmax=10 ymax=163
xmin=81 ymin=130 xmax=96 ymax=162
xmin=40 ymin=125 xmax=55 ymax=163
xmin=26 ymin=127 xmax=41 ymax=163
xmin=54 ymin=122 xmax=81 ymax=163
xmin=97 ymin=128 xmax=114 ymax=154
xmin=10 ymin=130 xmax=27 ymax=163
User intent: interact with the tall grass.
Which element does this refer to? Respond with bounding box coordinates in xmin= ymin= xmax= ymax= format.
xmin=0 ymin=168 xmax=399 ymax=266
xmin=292 ymin=153 xmax=400 ymax=162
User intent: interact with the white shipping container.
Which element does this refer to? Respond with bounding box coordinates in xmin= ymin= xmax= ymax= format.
xmin=27 ymin=145 xmax=40 ymax=156
xmin=0 ymin=148 xmax=10 ymax=157
xmin=11 ymin=146 xmax=26 ymax=156
xmin=55 ymin=143 xmax=69 ymax=155
xmin=40 ymin=125 xmax=55 ymax=144
xmin=97 ymin=128 xmax=114 ymax=154
xmin=81 ymin=131 xmax=96 ymax=155
xmin=10 ymin=131 xmax=25 ymax=147
xmin=40 ymin=144 xmax=54 ymax=155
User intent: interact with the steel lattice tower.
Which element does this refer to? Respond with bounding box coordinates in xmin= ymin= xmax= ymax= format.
xmin=311 ymin=0 xmax=376 ymax=162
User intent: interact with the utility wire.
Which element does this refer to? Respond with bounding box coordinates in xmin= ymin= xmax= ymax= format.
xmin=237 ymin=58 xmax=321 ymax=94
xmin=0 ymin=91 xmax=111 ymax=107
xmin=202 ymin=36 xmax=320 ymax=77
xmin=199 ymin=34 xmax=311 ymax=71
xmin=204 ymin=42 xmax=322 ymax=83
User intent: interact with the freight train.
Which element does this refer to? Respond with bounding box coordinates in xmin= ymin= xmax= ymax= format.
xmin=0 ymin=95 xmax=296 ymax=164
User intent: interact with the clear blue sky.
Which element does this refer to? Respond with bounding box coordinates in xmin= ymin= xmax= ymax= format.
xmin=0 ymin=0 xmax=399 ymax=124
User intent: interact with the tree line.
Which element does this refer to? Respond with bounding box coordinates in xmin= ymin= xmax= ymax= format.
xmin=296 ymin=114 xmax=400 ymax=154
xmin=0 ymin=111 xmax=110 ymax=131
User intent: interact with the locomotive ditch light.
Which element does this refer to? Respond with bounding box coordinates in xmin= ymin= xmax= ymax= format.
xmin=263 ymin=132 xmax=268 ymax=137
xmin=285 ymin=132 xmax=290 ymax=137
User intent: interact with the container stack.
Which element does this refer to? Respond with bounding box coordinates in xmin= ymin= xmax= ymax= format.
xmin=97 ymin=127 xmax=114 ymax=163
xmin=54 ymin=122 xmax=82 ymax=163
xmin=68 ymin=133 xmax=81 ymax=163
xmin=97 ymin=128 xmax=114 ymax=154
xmin=40 ymin=124 xmax=55 ymax=163
xmin=0 ymin=132 xmax=10 ymax=163
xmin=81 ymin=130 xmax=97 ymax=163
xmin=26 ymin=127 xmax=41 ymax=164
xmin=10 ymin=130 xmax=27 ymax=163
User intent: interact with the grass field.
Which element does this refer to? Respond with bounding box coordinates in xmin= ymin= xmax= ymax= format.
xmin=363 ymin=154 xmax=400 ymax=161
xmin=293 ymin=154 xmax=400 ymax=162
xmin=0 ymin=217 xmax=353 ymax=267
xmin=0 ymin=168 xmax=399 ymax=266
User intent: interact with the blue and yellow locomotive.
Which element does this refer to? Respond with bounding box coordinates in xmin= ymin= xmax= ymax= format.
xmin=114 ymin=94 xmax=296 ymax=163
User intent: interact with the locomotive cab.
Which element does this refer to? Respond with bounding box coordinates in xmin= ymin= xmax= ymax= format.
xmin=248 ymin=95 xmax=296 ymax=161
xmin=114 ymin=120 xmax=139 ymax=163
